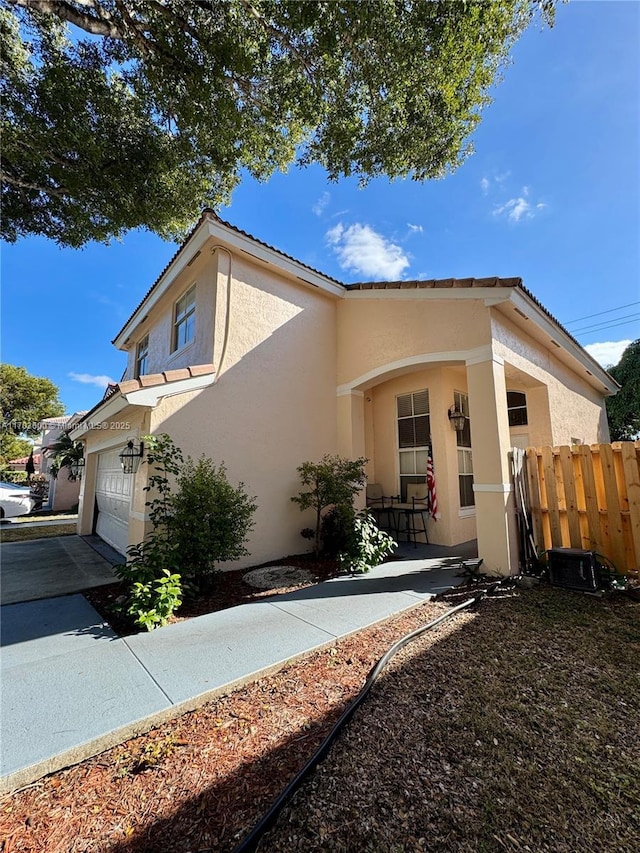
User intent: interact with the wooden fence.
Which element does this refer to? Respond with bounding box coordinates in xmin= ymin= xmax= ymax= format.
xmin=524 ymin=442 xmax=640 ymax=576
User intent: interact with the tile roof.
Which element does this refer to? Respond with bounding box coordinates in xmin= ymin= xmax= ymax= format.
xmin=345 ymin=276 xmax=522 ymax=290
xmin=74 ymin=365 xmax=215 ymax=428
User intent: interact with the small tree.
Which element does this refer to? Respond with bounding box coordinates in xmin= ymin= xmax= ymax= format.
xmin=171 ymin=457 xmax=257 ymax=591
xmin=291 ymin=455 xmax=367 ymax=555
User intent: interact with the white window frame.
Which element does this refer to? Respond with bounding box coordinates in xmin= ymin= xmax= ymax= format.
xmin=396 ymin=389 xmax=430 ymax=501
xmin=172 ymin=285 xmax=196 ymax=353
xmin=454 ymin=390 xmax=474 ymax=510
xmin=135 ymin=334 xmax=149 ymax=378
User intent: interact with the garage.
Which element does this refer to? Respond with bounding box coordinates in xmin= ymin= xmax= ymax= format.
xmin=95 ymin=448 xmax=131 ymax=556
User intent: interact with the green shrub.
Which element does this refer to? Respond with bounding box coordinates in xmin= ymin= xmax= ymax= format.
xmin=171 ymin=457 xmax=257 ymax=589
xmin=338 ymin=510 xmax=396 ymax=574
xmin=126 ymin=570 xmax=183 ymax=631
xmin=319 ymin=505 xmax=354 ymax=558
xmin=291 ymin=454 xmax=367 ymax=555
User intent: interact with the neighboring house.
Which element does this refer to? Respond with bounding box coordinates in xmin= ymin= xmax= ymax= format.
xmin=70 ymin=210 xmax=618 ymax=576
xmin=40 ymin=413 xmax=87 ymax=511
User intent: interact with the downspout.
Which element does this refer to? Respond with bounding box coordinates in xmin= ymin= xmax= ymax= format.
xmin=211 ymin=245 xmax=233 ymax=383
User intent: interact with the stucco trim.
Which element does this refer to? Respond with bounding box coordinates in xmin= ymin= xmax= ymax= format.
xmin=345 ymin=287 xmax=516 ymax=302
xmin=500 ymin=290 xmax=619 ymax=395
xmin=473 ymin=483 xmax=514 ymax=493
xmin=336 ymin=388 xmax=365 ymax=398
xmin=337 ymin=349 xmax=479 ymax=394
xmin=465 ymin=347 xmax=504 ymax=367
xmin=124 ymin=372 xmax=215 ymax=407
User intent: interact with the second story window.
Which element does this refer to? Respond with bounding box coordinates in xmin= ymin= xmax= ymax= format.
xmin=173 ymin=285 xmax=196 ymax=352
xmin=136 ymin=335 xmax=149 ymax=378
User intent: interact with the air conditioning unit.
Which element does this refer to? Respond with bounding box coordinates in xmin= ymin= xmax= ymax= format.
xmin=547 ymin=548 xmax=601 ymax=592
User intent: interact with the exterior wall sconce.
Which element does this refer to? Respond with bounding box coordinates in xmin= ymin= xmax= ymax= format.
xmin=448 ymin=404 xmax=466 ymax=432
xmin=119 ymin=440 xmax=145 ymax=474
xmin=69 ymin=456 xmax=85 ymax=480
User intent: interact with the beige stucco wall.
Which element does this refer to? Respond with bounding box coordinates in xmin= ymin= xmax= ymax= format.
xmin=491 ymin=311 xmax=610 ymax=445
xmin=122 ymin=249 xmax=215 ymax=380
xmin=145 ymin=252 xmax=338 ymax=569
xmin=336 ymin=296 xmax=492 ymax=387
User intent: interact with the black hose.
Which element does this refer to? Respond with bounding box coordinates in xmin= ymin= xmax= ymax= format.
xmin=232 ymin=583 xmax=499 ymax=853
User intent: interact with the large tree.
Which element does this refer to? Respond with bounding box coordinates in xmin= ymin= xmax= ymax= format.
xmin=0 ymin=364 xmax=65 ymax=435
xmin=1 ymin=0 xmax=553 ymax=247
xmin=606 ymin=340 xmax=640 ymax=441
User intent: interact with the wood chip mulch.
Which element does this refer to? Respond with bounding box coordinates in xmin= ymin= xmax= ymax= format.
xmin=1 ymin=581 xmax=638 ymax=853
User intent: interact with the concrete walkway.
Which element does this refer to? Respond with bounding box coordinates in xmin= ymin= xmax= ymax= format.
xmin=0 ymin=536 xmax=119 ymax=605
xmin=0 ymin=553 xmax=474 ymax=795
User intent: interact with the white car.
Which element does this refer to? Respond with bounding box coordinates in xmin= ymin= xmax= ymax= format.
xmin=0 ymin=482 xmax=37 ymax=519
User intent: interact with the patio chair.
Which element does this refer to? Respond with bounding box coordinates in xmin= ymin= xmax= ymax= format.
xmin=365 ymin=483 xmax=397 ymax=532
xmin=394 ymin=483 xmax=429 ymax=547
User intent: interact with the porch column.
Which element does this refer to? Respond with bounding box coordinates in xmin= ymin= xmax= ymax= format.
xmin=466 ymin=351 xmax=518 ymax=576
xmin=337 ymin=390 xmax=366 ymax=507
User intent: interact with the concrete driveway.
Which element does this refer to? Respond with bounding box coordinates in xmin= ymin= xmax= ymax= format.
xmin=0 ymin=536 xmax=119 ymax=605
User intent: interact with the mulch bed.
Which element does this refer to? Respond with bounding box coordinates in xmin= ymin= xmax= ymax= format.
xmin=84 ymin=555 xmax=341 ymax=637
xmin=2 ymin=580 xmax=638 ymax=853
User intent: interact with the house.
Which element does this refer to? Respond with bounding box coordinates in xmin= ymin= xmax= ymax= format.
xmin=70 ymin=210 xmax=617 ymax=576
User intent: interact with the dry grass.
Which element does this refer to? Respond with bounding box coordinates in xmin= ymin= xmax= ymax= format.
xmin=0 ymin=523 xmax=76 ymax=544
xmin=0 ymin=585 xmax=638 ymax=853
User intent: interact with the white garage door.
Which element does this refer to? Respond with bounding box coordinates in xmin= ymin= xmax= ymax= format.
xmin=95 ymin=448 xmax=131 ymax=555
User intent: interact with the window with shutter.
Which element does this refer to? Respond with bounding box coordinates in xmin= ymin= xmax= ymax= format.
xmin=397 ymin=390 xmax=431 ymax=500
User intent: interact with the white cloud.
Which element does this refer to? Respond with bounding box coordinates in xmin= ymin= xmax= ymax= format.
xmin=584 ymin=340 xmax=631 ymax=368
xmin=480 ymin=177 xmax=490 ymax=194
xmin=407 ymin=223 xmax=423 ymax=234
xmin=312 ymin=191 xmax=330 ymax=216
xmin=492 ymin=184 xmax=546 ymax=223
xmin=326 ymin=222 xmax=410 ymax=280
xmin=69 ymin=372 xmax=116 ymax=388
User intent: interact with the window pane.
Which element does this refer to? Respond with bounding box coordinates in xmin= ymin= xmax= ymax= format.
xmin=415 ymin=449 xmax=428 ymax=473
xmin=414 ymin=415 xmax=430 ymax=446
xmin=397 ymin=394 xmax=413 ymax=418
xmin=398 ymin=419 xmax=415 ymax=448
xmin=508 ymin=407 xmax=528 ymax=427
xmin=399 ymin=452 xmax=415 ymax=474
xmin=413 ymin=389 xmax=429 ymax=415
xmin=459 ymin=475 xmax=475 ymax=508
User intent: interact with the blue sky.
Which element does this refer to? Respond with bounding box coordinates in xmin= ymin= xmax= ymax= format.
xmin=2 ymin=0 xmax=639 ymax=416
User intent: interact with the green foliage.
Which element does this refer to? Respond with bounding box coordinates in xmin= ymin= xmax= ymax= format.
xmin=115 ymin=434 xmax=183 ymax=623
xmin=48 ymin=432 xmax=83 ymax=480
xmin=171 ymin=457 xmax=257 ymax=586
xmin=338 ymin=510 xmax=397 ymax=574
xmin=0 ymin=364 xmax=64 ymax=436
xmin=605 ymin=339 xmax=640 ymax=441
xmin=114 ymin=433 xmax=256 ymax=628
xmin=2 ymin=1 xmax=553 ymax=246
xmin=0 ymin=433 xmax=32 ymax=469
xmin=319 ymin=505 xmax=354 ymax=558
xmin=126 ymin=570 xmax=183 ymax=632
xmin=292 ymin=454 xmax=367 ymax=554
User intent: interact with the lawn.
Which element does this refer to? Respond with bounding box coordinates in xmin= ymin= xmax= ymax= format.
xmin=0 ymin=522 xmax=76 ymax=543
xmin=1 ymin=583 xmax=637 ymax=852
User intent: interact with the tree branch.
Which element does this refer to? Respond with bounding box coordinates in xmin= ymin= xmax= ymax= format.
xmin=0 ymin=170 xmax=68 ymax=197
xmin=9 ymin=0 xmax=124 ymax=39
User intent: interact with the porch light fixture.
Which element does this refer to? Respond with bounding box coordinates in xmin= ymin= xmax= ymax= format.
xmin=69 ymin=456 xmax=85 ymax=480
xmin=119 ymin=440 xmax=144 ymax=474
xmin=448 ymin=404 xmax=466 ymax=432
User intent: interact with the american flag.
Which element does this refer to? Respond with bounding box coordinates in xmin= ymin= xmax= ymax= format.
xmin=427 ymin=451 xmax=440 ymax=521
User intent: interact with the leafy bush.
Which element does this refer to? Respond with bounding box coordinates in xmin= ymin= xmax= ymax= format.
xmin=126 ymin=570 xmax=183 ymax=631
xmin=338 ymin=510 xmax=396 ymax=574
xmin=171 ymin=457 xmax=257 ymax=590
xmin=319 ymin=505 xmax=354 ymax=558
xmin=291 ymin=454 xmax=367 ymax=554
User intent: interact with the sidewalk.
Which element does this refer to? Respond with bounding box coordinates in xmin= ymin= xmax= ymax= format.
xmin=0 ymin=554 xmax=471 ymax=795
